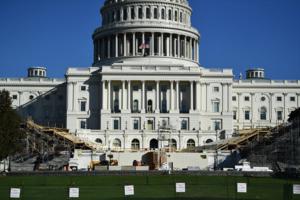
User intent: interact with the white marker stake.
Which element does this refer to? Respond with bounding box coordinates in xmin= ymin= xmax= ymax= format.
xmin=237 ymin=183 xmax=247 ymax=193
xmin=176 ymin=183 xmax=186 ymax=193
xmin=124 ymin=185 xmax=135 ymax=196
xmin=69 ymin=188 xmax=79 ymax=198
xmin=10 ymin=188 xmax=21 ymax=199
xmin=293 ymin=185 xmax=300 ymax=195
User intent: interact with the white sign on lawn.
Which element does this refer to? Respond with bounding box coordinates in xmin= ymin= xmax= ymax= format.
xmin=237 ymin=183 xmax=247 ymax=193
xmin=69 ymin=187 xmax=80 ymax=198
xmin=10 ymin=188 xmax=21 ymax=199
xmin=176 ymin=183 xmax=186 ymax=193
xmin=293 ymin=185 xmax=300 ymax=195
xmin=124 ymin=185 xmax=135 ymax=196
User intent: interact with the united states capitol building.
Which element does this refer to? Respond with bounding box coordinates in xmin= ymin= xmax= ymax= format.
xmin=1 ymin=0 xmax=299 ymax=151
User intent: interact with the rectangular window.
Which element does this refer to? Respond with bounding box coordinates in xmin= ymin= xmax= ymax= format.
xmin=232 ymin=96 xmax=236 ymax=101
xmin=147 ymin=120 xmax=154 ymax=130
xmin=131 ymin=7 xmax=135 ymax=19
xmin=12 ymin=95 xmax=18 ymax=100
xmin=277 ymin=111 xmax=283 ymax=121
xmin=244 ymin=96 xmax=250 ymax=101
xmin=181 ymin=119 xmax=188 ymax=130
xmin=245 ymin=111 xmax=250 ymax=120
xmin=133 ymin=119 xmax=139 ymax=130
xmin=290 ymin=97 xmax=295 ymax=102
xmin=277 ymin=96 xmax=282 ymax=101
xmin=213 ymin=120 xmax=222 ymax=131
xmin=213 ymin=87 xmax=219 ymax=92
xmin=213 ymin=102 xmax=220 ymax=112
xmin=80 ymin=120 xmax=86 ymax=129
xmin=80 ymin=101 xmax=86 ymax=112
xmin=113 ymin=119 xmax=120 ymax=130
xmin=81 ymin=86 xmax=86 ymax=91
xmin=233 ymin=111 xmax=237 ymax=120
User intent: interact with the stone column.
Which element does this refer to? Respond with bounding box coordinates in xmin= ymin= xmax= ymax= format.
xmin=170 ymin=34 xmax=173 ymax=57
xmin=196 ymin=81 xmax=201 ymax=111
xmin=170 ymin=81 xmax=174 ymax=111
xmin=161 ymin=33 xmax=164 ymax=56
xmin=142 ymin=81 xmax=145 ymax=113
xmin=102 ymin=81 xmax=107 ymax=110
xmin=151 ymin=32 xmax=155 ymax=56
xmin=158 ymin=33 xmax=161 ymax=56
xmin=177 ymin=35 xmax=180 ymax=57
xmin=73 ymin=82 xmax=78 ymax=111
xmin=205 ymin=83 xmax=209 ymax=112
xmin=128 ymin=81 xmax=131 ymax=111
xmin=283 ymin=93 xmax=287 ymax=121
xmin=124 ymin=33 xmax=127 ymax=57
xmin=141 ymin=32 xmax=145 ymax=55
xmin=196 ymin=41 xmax=199 ymax=63
xmin=222 ymin=83 xmax=227 ymax=113
xmin=250 ymin=93 xmax=255 ymax=124
xmin=156 ymin=81 xmax=160 ymax=112
xmin=184 ymin=36 xmax=187 ymax=58
xmin=269 ymin=93 xmax=274 ymax=122
xmin=237 ymin=93 xmax=241 ymax=123
xmin=108 ymin=80 xmax=111 ymax=111
xmin=67 ymin=82 xmax=73 ymax=111
xmin=122 ymin=81 xmax=126 ymax=110
xmin=133 ymin=33 xmax=136 ymax=56
xmin=176 ymin=81 xmax=180 ymax=111
xmin=190 ymin=81 xmax=194 ymax=112
xmin=115 ymin=34 xmax=119 ymax=57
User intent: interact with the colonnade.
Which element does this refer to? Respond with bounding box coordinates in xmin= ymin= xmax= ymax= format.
xmin=101 ymin=80 xmax=203 ymax=113
xmin=94 ymin=32 xmax=199 ymax=62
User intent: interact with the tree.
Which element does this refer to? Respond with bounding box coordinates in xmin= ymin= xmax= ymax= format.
xmin=0 ymin=90 xmax=25 ymax=161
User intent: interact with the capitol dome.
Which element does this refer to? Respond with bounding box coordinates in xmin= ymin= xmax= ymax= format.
xmin=92 ymin=0 xmax=200 ymax=67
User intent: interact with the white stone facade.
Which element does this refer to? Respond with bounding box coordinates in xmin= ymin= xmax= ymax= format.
xmin=0 ymin=0 xmax=299 ymax=151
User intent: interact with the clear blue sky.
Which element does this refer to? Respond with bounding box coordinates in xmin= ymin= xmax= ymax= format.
xmin=0 ymin=0 xmax=299 ymax=79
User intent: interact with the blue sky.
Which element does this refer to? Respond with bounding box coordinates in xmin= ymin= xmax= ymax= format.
xmin=0 ymin=0 xmax=299 ymax=79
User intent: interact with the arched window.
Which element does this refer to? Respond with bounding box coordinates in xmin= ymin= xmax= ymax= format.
xmin=147 ymin=100 xmax=153 ymax=113
xmin=187 ymin=139 xmax=195 ymax=149
xmin=170 ymin=139 xmax=177 ymax=149
xmin=131 ymin=7 xmax=135 ymax=19
xmin=113 ymin=139 xmax=121 ymax=148
xmin=260 ymin=107 xmax=267 ymax=120
xmin=133 ymin=100 xmax=139 ymax=112
xmin=131 ymin=139 xmax=140 ymax=150
xmin=150 ymin=139 xmax=158 ymax=149
xmin=179 ymin=12 xmax=183 ymax=22
xmin=123 ymin=8 xmax=127 ymax=20
xmin=95 ymin=138 xmax=102 ymax=144
xmin=146 ymin=7 xmax=150 ymax=19
xmin=161 ymin=9 xmax=165 ymax=19
xmin=174 ymin=11 xmax=178 ymax=21
xmin=168 ymin=10 xmax=172 ymax=20
xmin=138 ymin=7 xmax=143 ymax=19
xmin=206 ymin=139 xmax=213 ymax=144
xmin=154 ymin=8 xmax=158 ymax=19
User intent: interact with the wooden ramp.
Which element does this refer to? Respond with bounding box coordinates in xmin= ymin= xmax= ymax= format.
xmin=26 ymin=120 xmax=102 ymax=151
xmin=217 ymin=128 xmax=271 ymax=150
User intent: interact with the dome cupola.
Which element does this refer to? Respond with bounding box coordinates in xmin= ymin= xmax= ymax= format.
xmin=93 ymin=0 xmax=200 ymax=67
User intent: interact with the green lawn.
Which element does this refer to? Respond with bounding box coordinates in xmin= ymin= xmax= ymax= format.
xmin=0 ymin=175 xmax=299 ymax=200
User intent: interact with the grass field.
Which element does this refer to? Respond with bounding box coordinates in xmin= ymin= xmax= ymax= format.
xmin=0 ymin=174 xmax=300 ymax=200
